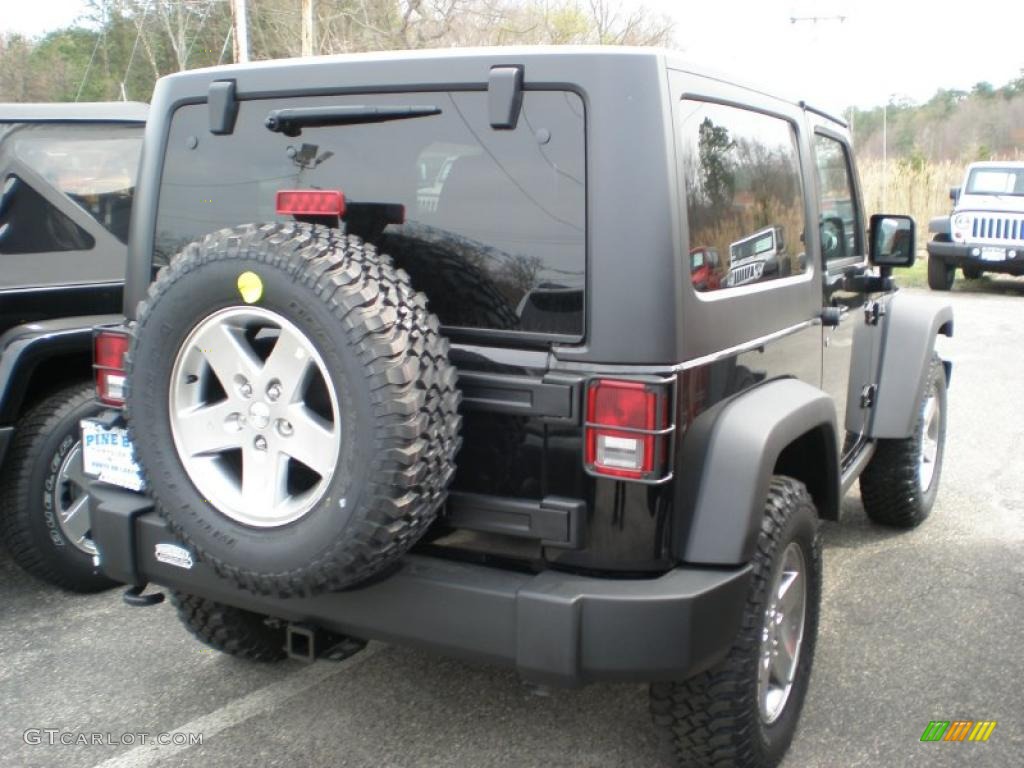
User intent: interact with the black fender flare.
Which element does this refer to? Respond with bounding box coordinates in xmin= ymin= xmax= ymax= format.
xmin=676 ymin=377 xmax=839 ymax=566
xmin=870 ymin=292 xmax=953 ymax=440
xmin=0 ymin=315 xmax=121 ymax=424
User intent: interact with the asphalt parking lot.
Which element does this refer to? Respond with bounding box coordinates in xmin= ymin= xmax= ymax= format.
xmin=2 ymin=286 xmax=1022 ymax=768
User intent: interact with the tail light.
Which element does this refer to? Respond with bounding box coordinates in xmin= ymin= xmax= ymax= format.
xmin=584 ymin=378 xmax=674 ymax=482
xmin=94 ymin=329 xmax=130 ymax=406
xmin=276 ymin=189 xmax=346 ymax=216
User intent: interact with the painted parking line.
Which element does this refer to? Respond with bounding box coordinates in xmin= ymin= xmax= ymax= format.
xmin=90 ymin=643 xmax=382 ymax=768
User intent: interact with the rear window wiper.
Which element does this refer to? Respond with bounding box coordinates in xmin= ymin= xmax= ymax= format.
xmin=265 ymin=105 xmax=441 ymax=137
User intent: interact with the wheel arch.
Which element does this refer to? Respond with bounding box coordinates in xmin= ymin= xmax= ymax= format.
xmin=674 ymin=377 xmax=839 ymax=566
xmin=869 ymin=293 xmax=953 ymax=440
xmin=0 ymin=317 xmax=116 ymax=425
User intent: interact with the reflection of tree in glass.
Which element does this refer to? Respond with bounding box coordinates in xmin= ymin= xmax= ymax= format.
xmin=498 ymin=254 xmax=544 ymax=300
xmin=698 ymin=118 xmax=735 ymax=210
xmin=735 ymin=138 xmax=800 ymax=231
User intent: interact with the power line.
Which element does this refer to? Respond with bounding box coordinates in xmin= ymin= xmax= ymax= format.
xmin=121 ymin=0 xmax=152 ymax=101
xmin=789 ymin=15 xmax=846 ymax=24
xmin=75 ymin=19 xmax=105 ymax=102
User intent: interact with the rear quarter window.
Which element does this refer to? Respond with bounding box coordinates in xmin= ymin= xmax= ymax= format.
xmin=677 ymin=100 xmax=808 ymax=293
xmin=7 ymin=123 xmax=142 ymax=243
xmin=156 ymin=91 xmax=587 ymax=338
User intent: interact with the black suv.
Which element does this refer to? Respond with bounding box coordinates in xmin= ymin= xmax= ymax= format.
xmin=0 ymin=102 xmax=146 ymax=591
xmin=82 ymin=50 xmax=952 ymax=767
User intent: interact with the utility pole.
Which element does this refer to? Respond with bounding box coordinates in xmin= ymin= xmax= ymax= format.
xmin=883 ymin=101 xmax=888 ymax=209
xmin=231 ymin=0 xmax=250 ymax=63
xmin=301 ymin=0 xmax=315 ymax=57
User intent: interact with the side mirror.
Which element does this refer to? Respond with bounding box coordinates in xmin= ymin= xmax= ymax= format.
xmin=949 ymin=186 xmax=961 ymax=204
xmin=869 ymin=214 xmax=915 ymax=268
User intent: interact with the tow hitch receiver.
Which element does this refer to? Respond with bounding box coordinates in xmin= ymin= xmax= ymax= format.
xmin=285 ymin=623 xmax=367 ymax=663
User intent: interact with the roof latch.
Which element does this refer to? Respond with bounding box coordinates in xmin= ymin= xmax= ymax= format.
xmin=208 ymin=80 xmax=239 ymax=136
xmin=488 ymin=65 xmax=524 ymax=130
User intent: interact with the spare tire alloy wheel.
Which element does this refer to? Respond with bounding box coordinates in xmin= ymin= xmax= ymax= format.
xmin=127 ymin=223 xmax=461 ymax=596
xmin=169 ymin=307 xmax=340 ymax=527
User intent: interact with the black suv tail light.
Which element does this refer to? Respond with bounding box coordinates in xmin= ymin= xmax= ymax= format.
xmin=584 ymin=378 xmax=674 ymax=483
xmin=94 ymin=329 xmax=130 ymax=406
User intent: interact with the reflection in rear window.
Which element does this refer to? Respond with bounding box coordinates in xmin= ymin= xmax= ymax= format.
xmin=156 ymin=91 xmax=586 ymax=337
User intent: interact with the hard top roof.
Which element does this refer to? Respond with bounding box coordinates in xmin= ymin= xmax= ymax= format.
xmin=168 ymin=46 xmax=829 ymax=118
xmin=0 ymin=101 xmax=148 ymax=123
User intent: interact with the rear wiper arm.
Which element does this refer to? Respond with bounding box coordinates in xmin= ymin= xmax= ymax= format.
xmin=265 ymin=105 xmax=441 ymax=137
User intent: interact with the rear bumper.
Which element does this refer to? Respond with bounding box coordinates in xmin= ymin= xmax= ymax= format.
xmin=927 ymin=241 xmax=1024 ymax=273
xmin=88 ymin=481 xmax=750 ymax=687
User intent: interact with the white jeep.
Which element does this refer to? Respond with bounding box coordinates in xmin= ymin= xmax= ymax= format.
xmin=927 ymin=161 xmax=1024 ymax=290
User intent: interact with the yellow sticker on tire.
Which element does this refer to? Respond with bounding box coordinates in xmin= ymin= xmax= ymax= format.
xmin=237 ymin=271 xmax=263 ymax=304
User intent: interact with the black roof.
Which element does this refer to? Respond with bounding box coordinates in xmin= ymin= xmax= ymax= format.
xmin=0 ymin=101 xmax=148 ymax=123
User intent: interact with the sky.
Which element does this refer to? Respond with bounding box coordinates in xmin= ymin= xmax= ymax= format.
xmin=4 ymin=0 xmax=1023 ymax=110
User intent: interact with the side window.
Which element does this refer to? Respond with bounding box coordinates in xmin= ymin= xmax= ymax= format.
xmin=11 ymin=124 xmax=142 ymax=243
xmin=678 ymin=100 xmax=807 ymax=293
xmin=813 ymin=134 xmax=863 ymax=263
xmin=0 ymin=175 xmax=95 ymax=254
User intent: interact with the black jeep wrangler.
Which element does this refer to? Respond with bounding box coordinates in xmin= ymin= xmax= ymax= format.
xmin=83 ymin=49 xmax=952 ymax=767
xmin=0 ymin=102 xmax=146 ymax=591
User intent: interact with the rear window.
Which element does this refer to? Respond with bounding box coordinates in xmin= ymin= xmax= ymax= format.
xmin=156 ymin=91 xmax=586 ymax=338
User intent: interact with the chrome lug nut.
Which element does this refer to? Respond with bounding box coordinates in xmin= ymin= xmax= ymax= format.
xmin=276 ymin=419 xmax=294 ymax=437
xmin=238 ymin=379 xmax=253 ymax=398
xmin=266 ymin=381 xmax=282 ymax=402
xmin=254 ymin=435 xmax=268 ymax=451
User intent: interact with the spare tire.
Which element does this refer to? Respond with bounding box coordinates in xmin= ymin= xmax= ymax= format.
xmin=126 ymin=223 xmax=461 ymax=596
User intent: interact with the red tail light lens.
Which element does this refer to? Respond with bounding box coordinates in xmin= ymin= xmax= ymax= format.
xmin=585 ymin=379 xmax=671 ymax=481
xmin=94 ymin=329 xmax=130 ymax=406
xmin=276 ymin=189 xmax=346 ymax=216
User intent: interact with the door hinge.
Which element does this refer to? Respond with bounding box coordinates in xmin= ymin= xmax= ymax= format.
xmin=860 ymin=384 xmax=877 ymax=409
xmin=864 ymin=301 xmax=885 ymax=326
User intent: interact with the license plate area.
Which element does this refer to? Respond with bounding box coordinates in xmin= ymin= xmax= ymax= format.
xmin=981 ymin=247 xmax=1006 ymax=262
xmin=81 ymin=419 xmax=145 ymax=491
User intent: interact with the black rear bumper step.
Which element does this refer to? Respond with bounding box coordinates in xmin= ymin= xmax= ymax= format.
xmin=444 ymin=492 xmax=583 ymax=548
xmin=88 ymin=482 xmax=750 ymax=687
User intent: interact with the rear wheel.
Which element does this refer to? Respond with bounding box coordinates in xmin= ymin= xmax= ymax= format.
xmin=0 ymin=382 xmax=116 ymax=592
xmin=126 ymin=223 xmax=461 ymax=597
xmin=650 ymin=477 xmax=821 ymax=768
xmin=860 ymin=354 xmax=947 ymax=528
